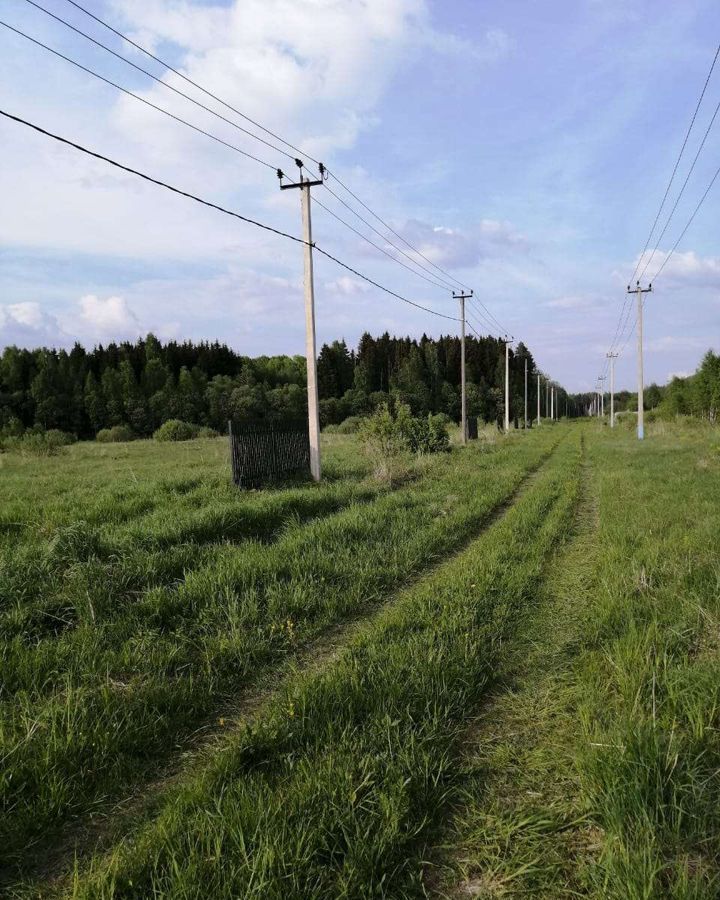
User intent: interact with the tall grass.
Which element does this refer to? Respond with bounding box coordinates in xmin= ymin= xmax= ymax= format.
xmin=0 ymin=429 xmax=558 ymax=872
xmin=64 ymin=433 xmax=582 ymax=898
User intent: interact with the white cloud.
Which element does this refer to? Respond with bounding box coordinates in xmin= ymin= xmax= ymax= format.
xmin=0 ymin=302 xmax=64 ymax=347
xmin=76 ymin=294 xmax=141 ymax=338
xmin=387 ymin=218 xmax=527 ymax=270
xmin=630 ymin=249 xmax=720 ymax=287
xmin=324 ymin=276 xmax=371 ymax=295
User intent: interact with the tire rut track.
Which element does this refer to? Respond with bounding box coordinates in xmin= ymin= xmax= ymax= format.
xmin=5 ymin=438 xmax=566 ymax=897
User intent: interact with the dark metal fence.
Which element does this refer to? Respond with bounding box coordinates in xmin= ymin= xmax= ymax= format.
xmin=228 ymin=420 xmax=310 ymax=488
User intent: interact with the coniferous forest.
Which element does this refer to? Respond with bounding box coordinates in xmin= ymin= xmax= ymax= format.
xmin=0 ymin=332 xmax=551 ymax=438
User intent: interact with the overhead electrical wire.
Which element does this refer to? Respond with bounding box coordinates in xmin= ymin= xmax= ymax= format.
xmin=312 ymin=197 xmax=452 ymax=292
xmin=602 ymin=39 xmax=720 ymax=379
xmin=469 ymin=295 xmax=507 ymax=336
xmin=628 ymin=41 xmax=720 ymax=286
xmin=42 ymin=0 xmax=478 ymax=301
xmin=56 ymin=0 xmax=322 ymax=167
xmin=0 ymin=108 xmax=459 ymax=323
xmin=322 ymin=182 xmax=457 ymax=291
xmin=0 ymin=20 xmax=278 ymax=171
xmin=21 ymin=0 xmax=305 ymax=168
xmin=638 ymin=95 xmax=720 ymax=282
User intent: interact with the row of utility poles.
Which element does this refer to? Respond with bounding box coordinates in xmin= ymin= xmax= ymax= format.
xmin=281 ymin=156 xmax=565 ymax=480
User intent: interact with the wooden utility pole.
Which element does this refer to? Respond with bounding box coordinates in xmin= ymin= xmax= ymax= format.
xmin=454 ymin=290 xmax=473 ymax=444
xmin=607 ymin=352 xmax=618 ymax=427
xmin=627 ymin=281 xmax=652 ymax=440
xmin=503 ymin=337 xmax=512 ymax=433
xmin=279 ymin=160 xmax=325 ymax=480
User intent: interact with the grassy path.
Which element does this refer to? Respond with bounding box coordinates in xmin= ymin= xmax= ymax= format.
xmin=27 ymin=431 xmax=582 ymax=898
xmin=1 ymin=432 xmax=560 ymax=887
xmin=426 ymin=423 xmax=720 ymax=899
xmin=7 ymin=436 xmax=564 ymax=896
xmin=425 ymin=438 xmax=600 ymax=898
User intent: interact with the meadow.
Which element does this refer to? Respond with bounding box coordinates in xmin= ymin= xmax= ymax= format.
xmin=1 ymin=420 xmax=719 ymax=898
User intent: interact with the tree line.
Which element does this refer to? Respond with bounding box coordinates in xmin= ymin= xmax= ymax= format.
xmin=0 ymin=332 xmax=558 ymax=439
xmin=569 ymin=350 xmax=720 ymax=421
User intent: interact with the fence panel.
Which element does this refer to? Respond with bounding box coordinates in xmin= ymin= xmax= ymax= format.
xmin=228 ymin=420 xmax=310 ymax=488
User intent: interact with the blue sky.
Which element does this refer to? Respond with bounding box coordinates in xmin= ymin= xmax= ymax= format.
xmin=1 ymin=0 xmax=719 ymax=391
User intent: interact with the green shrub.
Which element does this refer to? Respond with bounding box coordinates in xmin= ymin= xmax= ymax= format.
xmin=336 ymin=416 xmax=365 ymax=435
xmin=96 ymin=425 xmax=136 ymax=443
xmin=322 ymin=424 xmax=340 ymax=434
xmin=196 ymin=426 xmax=220 ymax=439
xmin=360 ymin=403 xmax=449 ymax=481
xmin=14 ymin=430 xmax=70 ymax=457
xmin=154 ymin=420 xmax=199 ymax=442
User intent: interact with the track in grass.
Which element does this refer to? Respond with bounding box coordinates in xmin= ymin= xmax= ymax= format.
xmin=1 ymin=430 xmax=563 ymax=890
xmin=14 ymin=432 xmax=583 ymax=898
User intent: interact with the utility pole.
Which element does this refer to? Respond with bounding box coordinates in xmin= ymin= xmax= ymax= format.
xmin=524 ymin=358 xmax=528 ymax=429
xmin=599 ymin=376 xmax=606 ymax=418
xmin=503 ymin=337 xmax=512 ymax=433
xmin=627 ymin=280 xmax=652 ymax=440
xmin=536 ymin=372 xmax=541 ymax=425
xmin=545 ymin=380 xmax=549 ymax=420
xmin=550 ymin=383 xmax=554 ymax=421
xmin=279 ymin=160 xmax=325 ymax=480
xmin=454 ymin=290 xmax=473 ymax=444
xmin=606 ymin=352 xmax=618 ymax=428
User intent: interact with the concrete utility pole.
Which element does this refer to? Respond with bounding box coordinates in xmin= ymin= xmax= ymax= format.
xmin=627 ymin=280 xmax=652 ymax=440
xmin=599 ymin=376 xmax=606 ymax=418
xmin=545 ymin=380 xmax=549 ymax=420
xmin=524 ymin=358 xmax=528 ymax=429
xmin=536 ymin=372 xmax=541 ymax=425
xmin=550 ymin=384 xmax=554 ymax=421
xmin=503 ymin=337 xmax=512 ymax=433
xmin=607 ymin=352 xmax=618 ymax=428
xmin=280 ymin=160 xmax=325 ymax=480
xmin=454 ymin=290 xmax=473 ymax=444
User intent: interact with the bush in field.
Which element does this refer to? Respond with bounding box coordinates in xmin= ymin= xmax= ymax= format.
xmin=15 ymin=429 xmax=72 ymax=456
xmin=154 ymin=419 xmax=199 ymax=442
xmin=96 ymin=425 xmax=136 ymax=443
xmin=336 ymin=416 xmax=365 ymax=435
xmin=196 ymin=426 xmax=220 ymax=439
xmin=360 ymin=402 xmax=449 ymax=481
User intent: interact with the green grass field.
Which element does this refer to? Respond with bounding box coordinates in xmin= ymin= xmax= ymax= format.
xmin=1 ymin=421 xmax=719 ymax=898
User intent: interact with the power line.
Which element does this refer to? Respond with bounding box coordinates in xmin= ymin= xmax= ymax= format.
xmin=469 ymin=295 xmax=506 ymax=336
xmin=629 ymin=41 xmax=720 ymax=285
xmin=652 ymin=158 xmax=720 ymax=280
xmin=53 ymin=0 xmax=472 ymax=302
xmin=0 ymin=107 xmax=459 ymax=324
xmin=58 ymin=0 xmax=322 ymax=167
xmin=0 ymin=20 xmax=278 ymax=170
xmin=466 ymin=306 xmax=500 ymax=338
xmin=21 ymin=0 xmax=303 ymax=167
xmin=313 ymin=196 xmax=451 ymax=292
xmin=322 ymin=182 xmax=457 ymax=290
xmin=327 ymin=170 xmax=469 ymax=291
xmin=638 ymin=94 xmax=720 ymax=282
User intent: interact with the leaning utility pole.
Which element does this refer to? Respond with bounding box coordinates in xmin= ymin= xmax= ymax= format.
xmin=606 ymin=352 xmax=618 ymax=428
xmin=279 ymin=160 xmax=325 ymax=480
xmin=454 ymin=290 xmax=473 ymax=444
xmin=627 ymin=280 xmax=652 ymax=440
xmin=536 ymin=372 xmax=541 ymax=425
xmin=524 ymin=358 xmax=528 ymax=429
xmin=503 ymin=337 xmax=512 ymax=433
